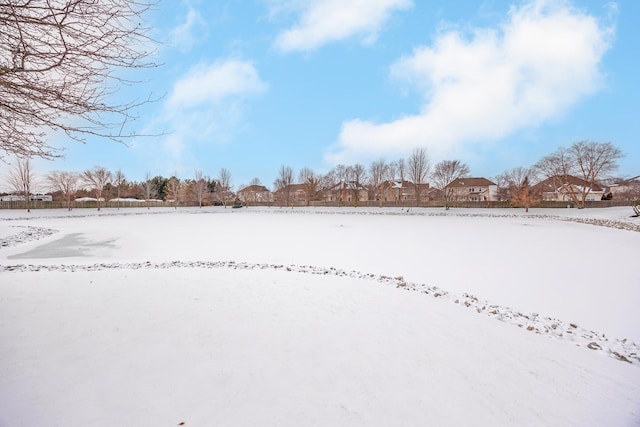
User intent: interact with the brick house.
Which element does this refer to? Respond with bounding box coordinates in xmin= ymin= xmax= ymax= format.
xmin=237 ymin=185 xmax=273 ymax=205
xmin=608 ymin=176 xmax=640 ymax=201
xmin=446 ymin=178 xmax=498 ymax=202
xmin=322 ymin=181 xmax=369 ymax=204
xmin=533 ymin=175 xmax=604 ymax=202
xmin=376 ymin=180 xmax=434 ymax=204
xmin=273 ymin=184 xmax=307 ymax=205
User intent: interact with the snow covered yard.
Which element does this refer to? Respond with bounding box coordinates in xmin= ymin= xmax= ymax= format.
xmin=1 ymin=206 xmax=639 ymax=426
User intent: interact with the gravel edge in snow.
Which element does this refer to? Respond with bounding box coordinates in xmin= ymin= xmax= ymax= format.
xmin=0 ymin=226 xmax=58 ymax=248
xmin=1 ymin=260 xmax=638 ymax=366
xmin=1 ymin=208 xmax=639 ymax=232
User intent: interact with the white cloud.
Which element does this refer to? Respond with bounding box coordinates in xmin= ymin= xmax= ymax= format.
xmin=326 ymin=0 xmax=614 ymax=164
xmin=273 ymin=0 xmax=412 ymax=52
xmin=169 ymin=7 xmax=206 ymax=52
xmin=167 ymin=60 xmax=267 ymax=111
xmin=154 ymin=59 xmax=267 ymax=167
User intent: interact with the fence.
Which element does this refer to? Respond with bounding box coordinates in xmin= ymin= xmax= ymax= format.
xmin=257 ymin=199 xmax=638 ymax=209
xmin=1 ymin=200 xmax=181 ymax=210
xmin=1 ymin=199 xmax=637 ymax=210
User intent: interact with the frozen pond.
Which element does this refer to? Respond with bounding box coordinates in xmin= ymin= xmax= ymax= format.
xmin=1 ymin=206 xmax=639 ymax=426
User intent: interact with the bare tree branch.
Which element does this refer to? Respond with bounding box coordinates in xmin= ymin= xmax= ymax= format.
xmin=431 ymin=160 xmax=470 ymax=209
xmin=166 ymin=174 xmax=180 ymax=209
xmin=369 ymin=159 xmax=388 ymax=207
xmin=217 ymin=168 xmax=232 ymax=207
xmin=5 ymin=156 xmax=35 ymax=211
xmin=274 ymin=165 xmax=293 ymax=206
xmin=46 ymin=170 xmax=78 ymax=210
xmin=407 ymin=148 xmax=431 ymax=206
xmin=496 ymin=167 xmax=539 ymax=212
xmin=534 ymin=141 xmax=623 ymax=208
xmin=113 ymin=168 xmax=126 ymax=209
xmin=81 ymin=166 xmax=112 ymax=210
xmin=192 ymin=169 xmax=206 ymax=208
xmin=299 ymin=167 xmax=320 ymax=206
xmin=1 ymin=0 xmax=160 ymax=159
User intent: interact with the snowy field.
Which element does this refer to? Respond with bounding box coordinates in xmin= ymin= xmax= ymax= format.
xmin=1 ymin=206 xmax=639 ymax=426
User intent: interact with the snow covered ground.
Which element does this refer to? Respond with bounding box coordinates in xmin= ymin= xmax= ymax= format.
xmin=1 ymin=206 xmax=639 ymax=426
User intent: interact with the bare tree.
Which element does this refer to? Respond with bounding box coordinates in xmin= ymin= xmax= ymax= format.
xmin=534 ymin=141 xmax=623 ymax=208
xmin=496 ymin=167 xmax=538 ymax=212
xmin=217 ymin=168 xmax=232 ymax=207
xmin=369 ymin=159 xmax=388 ymax=207
xmin=346 ymin=163 xmax=367 ymax=207
xmin=274 ymin=165 xmax=294 ymax=206
xmin=387 ymin=161 xmax=398 ymax=182
xmin=298 ymin=167 xmax=320 ymax=206
xmin=395 ymin=159 xmax=406 ymax=182
xmin=6 ymin=157 xmax=35 ymax=212
xmin=407 ymin=148 xmax=431 ymax=206
xmin=192 ymin=169 xmax=206 ymax=208
xmin=320 ymin=170 xmax=337 ymax=202
xmin=113 ymin=169 xmax=126 ymax=209
xmin=81 ymin=166 xmax=112 ymax=210
xmin=47 ymin=171 xmax=78 ymax=211
xmin=609 ymin=176 xmax=640 ymax=202
xmin=534 ymin=146 xmax=573 ymax=199
xmin=249 ymin=177 xmax=262 ymax=186
xmin=142 ymin=172 xmax=155 ymax=208
xmin=431 ymin=160 xmax=470 ymax=209
xmin=330 ymin=164 xmax=349 ymax=205
xmin=0 ymin=0 xmax=159 ymax=160
xmin=166 ymin=175 xmax=181 ymax=209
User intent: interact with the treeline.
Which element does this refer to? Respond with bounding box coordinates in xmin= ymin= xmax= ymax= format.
xmin=2 ymin=140 xmax=634 ymax=212
xmin=2 ymin=165 xmax=230 ymax=212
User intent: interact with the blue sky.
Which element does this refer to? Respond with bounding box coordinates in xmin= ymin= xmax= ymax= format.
xmin=27 ymin=0 xmax=640 ymax=189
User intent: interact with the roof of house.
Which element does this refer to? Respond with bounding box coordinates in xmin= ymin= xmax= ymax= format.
xmin=618 ymin=175 xmax=640 ymax=185
xmin=273 ymin=183 xmax=306 ymax=194
xmin=533 ymin=175 xmax=603 ymax=192
xmin=391 ymin=180 xmax=413 ymax=189
xmin=327 ymin=181 xmax=368 ymax=191
xmin=378 ymin=180 xmax=430 ymax=190
xmin=447 ymin=177 xmax=496 ymax=188
xmin=238 ymin=185 xmax=270 ymax=193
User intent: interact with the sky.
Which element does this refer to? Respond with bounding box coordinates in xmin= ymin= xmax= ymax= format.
xmin=5 ymin=0 xmax=640 ymax=191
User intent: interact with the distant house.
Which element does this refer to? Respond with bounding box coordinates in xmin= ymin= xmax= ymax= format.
xmin=376 ymin=180 xmax=434 ymax=204
xmin=533 ymin=175 xmax=604 ymax=202
xmin=608 ymin=176 xmax=640 ymax=200
xmin=109 ymin=197 xmax=146 ymax=204
xmin=446 ymin=178 xmax=498 ymax=202
xmin=30 ymin=194 xmax=53 ymax=202
xmin=273 ymin=184 xmax=307 ymax=205
xmin=322 ymin=181 xmax=369 ymax=204
xmin=75 ymin=197 xmax=104 ymax=202
xmin=0 ymin=194 xmax=26 ymax=202
xmin=237 ymin=185 xmax=273 ymax=205
xmin=1 ymin=194 xmax=53 ymax=203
